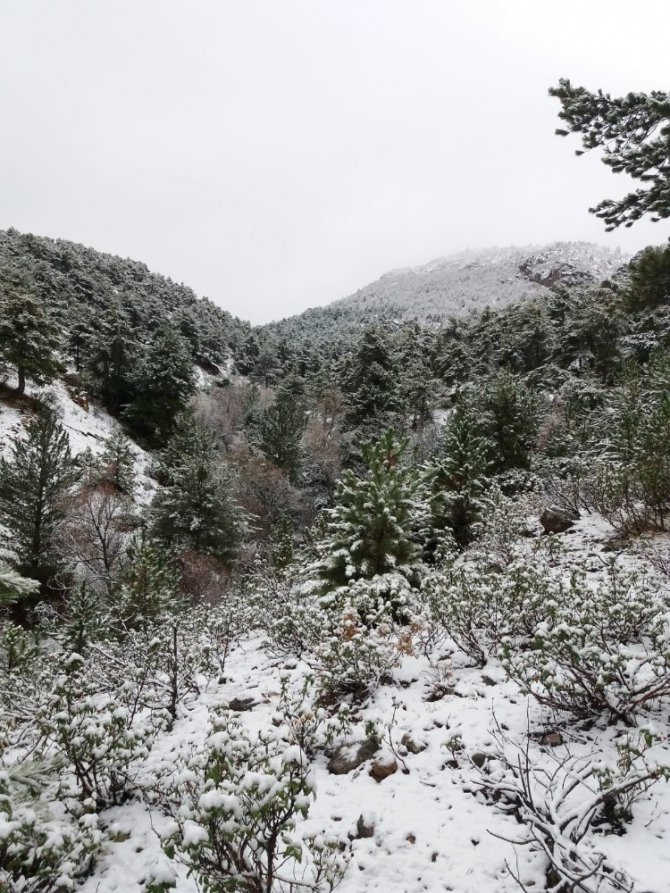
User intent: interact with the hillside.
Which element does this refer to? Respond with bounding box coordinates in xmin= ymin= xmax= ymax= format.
xmin=263 ymin=243 xmax=628 ymax=349
xmin=0 ymin=227 xmax=251 ymax=370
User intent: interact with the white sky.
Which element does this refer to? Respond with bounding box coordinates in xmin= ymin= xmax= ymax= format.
xmin=1 ymin=1 xmax=669 ymax=324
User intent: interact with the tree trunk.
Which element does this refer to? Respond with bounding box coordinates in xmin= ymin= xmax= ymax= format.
xmin=16 ymin=366 xmax=25 ymax=396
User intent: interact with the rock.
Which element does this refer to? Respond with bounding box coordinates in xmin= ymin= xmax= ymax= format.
xmin=228 ymin=696 xmax=256 ymax=712
xmin=400 ymin=732 xmax=427 ymax=755
xmin=327 ymin=739 xmax=379 ymax=775
xmin=369 ymin=755 xmax=398 ymax=782
xmin=539 ymin=731 xmax=564 ymax=747
xmin=470 ymin=752 xmax=490 ymax=769
xmin=356 ymin=814 xmax=375 ymax=838
xmin=540 ymin=505 xmax=579 ymax=535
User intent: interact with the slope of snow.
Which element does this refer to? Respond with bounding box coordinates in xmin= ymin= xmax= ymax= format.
xmin=266 ymin=243 xmax=629 ymax=336
xmin=336 ymin=242 xmax=627 ymax=322
xmin=0 ymin=375 xmax=155 ymax=503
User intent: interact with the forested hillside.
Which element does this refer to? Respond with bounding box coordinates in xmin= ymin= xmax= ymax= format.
xmin=3 ymin=76 xmax=670 ymax=891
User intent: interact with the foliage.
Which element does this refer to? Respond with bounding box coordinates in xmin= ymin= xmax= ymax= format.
xmin=550 ymin=78 xmax=670 ymax=230
xmin=0 ymin=287 xmax=63 ymax=395
xmin=151 ymin=417 xmax=245 ymax=564
xmin=0 ymin=409 xmax=79 ymax=587
xmin=153 ymin=709 xmax=346 ymax=893
xmin=311 ymin=431 xmax=419 ymax=590
xmin=501 ymin=563 xmax=670 ymax=724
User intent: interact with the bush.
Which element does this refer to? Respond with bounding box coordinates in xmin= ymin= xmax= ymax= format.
xmin=0 ymin=762 xmax=101 ymax=892
xmin=425 ymin=553 xmax=562 ymax=667
xmin=38 ymin=653 xmax=156 ymax=809
xmin=153 ymin=709 xmax=347 ymax=893
xmin=311 ymin=573 xmax=424 ymax=698
xmin=477 ymin=726 xmax=666 ymax=893
xmin=502 ymin=564 xmax=670 ymax=724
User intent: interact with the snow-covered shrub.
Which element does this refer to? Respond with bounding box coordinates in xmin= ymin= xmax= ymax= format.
xmin=0 ymin=620 xmax=39 ymax=677
xmin=153 ymin=709 xmax=347 ymax=893
xmin=478 ymin=728 xmax=667 ymax=893
xmin=311 ymin=573 xmax=424 ymax=698
xmin=274 ymin=674 xmax=352 ymax=757
xmin=38 ymin=653 xmax=156 ymax=809
xmin=502 ymin=564 xmax=670 ymax=723
xmin=425 ymin=554 xmax=562 ymax=667
xmin=0 ymin=763 xmax=101 ymax=892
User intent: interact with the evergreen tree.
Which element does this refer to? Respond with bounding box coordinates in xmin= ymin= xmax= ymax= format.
xmin=83 ymin=308 xmax=138 ymax=411
xmin=626 ymin=245 xmax=670 ymax=311
xmin=550 ymin=79 xmax=670 ymax=230
xmin=0 ymin=288 xmax=63 ymax=395
xmin=97 ymin=431 xmax=136 ymax=495
xmin=423 ymin=408 xmax=491 ymax=553
xmin=313 ymin=430 xmax=418 ymax=589
xmin=480 ymin=370 xmax=538 ymax=474
xmin=124 ymin=326 xmax=195 ymax=446
xmin=0 ymin=410 xmax=79 ymax=585
xmin=151 ymin=419 xmax=244 ymax=564
xmin=258 ymin=379 xmax=306 ymax=483
xmin=0 ymin=564 xmax=39 ymax=607
xmin=114 ymin=535 xmax=185 ymax=630
xmin=342 ymin=328 xmax=399 ymax=430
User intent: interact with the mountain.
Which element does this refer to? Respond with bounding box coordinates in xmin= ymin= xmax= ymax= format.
xmin=263 ymin=242 xmax=629 ymax=349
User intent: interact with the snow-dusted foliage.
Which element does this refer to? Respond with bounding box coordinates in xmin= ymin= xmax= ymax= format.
xmin=502 ymin=563 xmax=670 ymax=724
xmin=150 ymin=709 xmax=347 ymax=893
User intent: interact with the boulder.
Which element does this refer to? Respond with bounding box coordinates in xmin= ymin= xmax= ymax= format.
xmin=228 ymin=696 xmax=256 ymax=712
xmin=369 ymin=755 xmax=398 ymax=782
xmin=540 ymin=505 xmax=579 ymax=534
xmin=400 ymin=732 xmax=427 ymax=755
xmin=327 ymin=739 xmax=379 ymax=775
xmin=356 ymin=814 xmax=375 ymax=838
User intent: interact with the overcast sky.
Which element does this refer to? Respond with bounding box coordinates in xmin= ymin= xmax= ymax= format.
xmin=1 ymin=1 xmax=669 ymax=323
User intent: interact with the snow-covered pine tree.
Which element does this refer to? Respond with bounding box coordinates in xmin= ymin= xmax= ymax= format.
xmin=341 ymin=327 xmax=399 ymax=432
xmin=0 ymin=287 xmax=63 ymax=395
xmin=422 ymin=407 xmax=491 ymax=553
xmin=258 ymin=377 xmax=307 ymax=483
xmin=0 ymin=564 xmax=39 ymax=606
xmin=124 ymin=326 xmax=195 ymax=446
xmin=82 ymin=306 xmax=139 ymax=411
xmin=313 ymin=430 xmax=418 ymax=589
xmin=0 ymin=410 xmax=79 ymax=587
xmin=150 ymin=417 xmax=245 ymax=564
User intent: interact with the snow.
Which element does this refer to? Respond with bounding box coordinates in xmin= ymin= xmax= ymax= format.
xmin=269 ymin=242 xmax=629 ymax=333
xmin=72 ymin=517 xmax=670 ymax=893
xmin=0 ymin=374 xmax=155 ymax=503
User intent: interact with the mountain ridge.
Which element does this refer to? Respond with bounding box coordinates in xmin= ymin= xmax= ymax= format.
xmin=265 ymin=242 xmax=629 ymax=336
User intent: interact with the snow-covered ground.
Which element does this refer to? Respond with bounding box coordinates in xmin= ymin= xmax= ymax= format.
xmin=0 ymin=375 xmax=155 ymax=502
xmin=77 ymin=514 xmax=670 ymax=893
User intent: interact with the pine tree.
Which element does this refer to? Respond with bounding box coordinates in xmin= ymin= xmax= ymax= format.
xmin=0 ymin=410 xmax=79 ymax=585
xmin=258 ymin=379 xmax=306 ymax=483
xmin=151 ymin=419 xmax=245 ymax=564
xmin=342 ymin=328 xmax=399 ymax=430
xmin=422 ymin=408 xmax=491 ymax=553
xmin=97 ymin=431 xmax=136 ymax=495
xmin=626 ymin=245 xmax=670 ymax=311
xmin=550 ymin=79 xmax=670 ymax=230
xmin=83 ymin=308 xmax=139 ymax=411
xmin=480 ymin=370 xmax=538 ymax=474
xmin=0 ymin=288 xmax=63 ymax=395
xmin=313 ymin=430 xmax=418 ymax=589
xmin=0 ymin=564 xmax=39 ymax=607
xmin=124 ymin=326 xmax=195 ymax=446
xmin=114 ymin=534 xmax=185 ymax=630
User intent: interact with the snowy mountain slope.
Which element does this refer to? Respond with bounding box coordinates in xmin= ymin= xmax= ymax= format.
xmin=265 ymin=242 xmax=628 ymax=343
xmin=0 ymin=375 xmax=155 ymax=501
